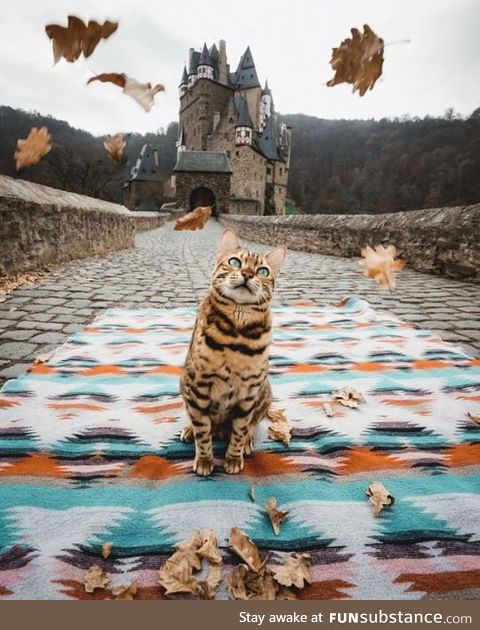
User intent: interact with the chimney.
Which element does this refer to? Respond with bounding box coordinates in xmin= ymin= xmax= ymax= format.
xmin=153 ymin=149 xmax=159 ymax=169
xmin=218 ymin=39 xmax=228 ymax=84
xmin=213 ymin=111 xmax=220 ymax=131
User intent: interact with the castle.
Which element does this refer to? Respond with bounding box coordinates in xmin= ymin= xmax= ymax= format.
xmin=123 ymin=40 xmax=292 ymax=215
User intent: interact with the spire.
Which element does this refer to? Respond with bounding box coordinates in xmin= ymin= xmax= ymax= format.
xmin=262 ymin=79 xmax=271 ymax=95
xmin=179 ymin=65 xmax=188 ymax=86
xmin=209 ymin=43 xmax=219 ymax=65
xmin=235 ymin=95 xmax=253 ymax=128
xmin=199 ymin=42 xmax=212 ymax=66
xmin=235 ymin=46 xmax=260 ymax=88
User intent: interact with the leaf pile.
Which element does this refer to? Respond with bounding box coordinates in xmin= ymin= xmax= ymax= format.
xmin=359 ymin=244 xmax=405 ymax=290
xmin=103 ymin=134 xmax=126 ymax=163
xmin=88 ymin=73 xmax=165 ymax=112
xmin=15 ymin=127 xmax=52 ymax=170
xmin=327 ymin=24 xmax=384 ymax=96
xmin=0 ymin=270 xmax=49 ymax=296
xmin=174 ymin=206 xmax=213 ymax=231
xmin=45 ymin=16 xmax=118 ymax=64
xmin=228 ymin=528 xmax=310 ymax=600
xmin=366 ymin=481 xmax=395 ymax=516
xmin=266 ymin=406 xmax=292 ymax=447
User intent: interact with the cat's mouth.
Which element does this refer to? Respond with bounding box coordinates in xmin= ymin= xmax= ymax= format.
xmin=234 ymin=280 xmax=254 ymax=295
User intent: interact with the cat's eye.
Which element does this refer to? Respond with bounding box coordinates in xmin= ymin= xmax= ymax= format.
xmin=228 ymin=257 xmax=241 ymax=269
xmin=257 ymin=267 xmax=270 ymax=277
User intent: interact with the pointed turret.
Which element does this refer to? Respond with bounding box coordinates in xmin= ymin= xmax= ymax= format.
xmin=198 ymin=42 xmax=214 ymax=80
xmin=262 ymin=79 xmax=271 ymax=95
xmin=179 ymin=65 xmax=188 ymax=87
xmin=235 ymin=95 xmax=253 ymax=146
xmin=235 ymin=46 xmax=260 ymax=88
xmin=199 ymin=42 xmax=212 ymax=66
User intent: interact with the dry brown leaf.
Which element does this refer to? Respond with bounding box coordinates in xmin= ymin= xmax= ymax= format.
xmin=45 ymin=16 xmax=118 ymax=64
xmin=268 ymin=423 xmax=291 ymax=447
xmin=197 ymin=565 xmax=223 ymax=600
xmin=83 ymin=564 xmax=110 ymax=593
xmin=174 ymin=206 xmax=212 ymax=231
xmin=34 ymin=351 xmax=53 ymax=365
xmin=266 ymin=497 xmax=290 ymax=536
xmin=359 ymin=244 xmax=405 ymax=290
xmin=249 ymin=486 xmax=256 ymax=502
xmin=467 ymin=412 xmax=480 ymax=424
xmin=276 ymin=587 xmax=297 ymax=600
xmin=113 ymin=580 xmax=138 ymax=600
xmin=227 ymin=564 xmax=249 ymax=600
xmin=101 ymin=542 xmax=113 ymax=559
xmin=0 ymin=271 xmax=48 ymax=295
xmin=332 ymin=386 xmax=366 ymax=409
xmin=269 ymin=553 xmax=311 ymax=589
xmin=366 ymin=481 xmax=395 ymax=516
xmin=174 ymin=530 xmax=203 ymax=571
xmin=267 ymin=407 xmax=288 ymax=423
xmin=158 ymin=553 xmax=200 ymax=596
xmin=229 ymin=528 xmax=266 ymax=573
xmin=327 ymin=24 xmax=384 ymax=96
xmin=103 ymin=134 xmax=126 ymax=163
xmin=197 ymin=530 xmax=222 ymax=564
xmin=87 ymin=73 xmax=165 ymax=112
xmin=249 ymin=572 xmax=278 ymax=601
xmin=15 ymin=127 xmax=52 ymax=170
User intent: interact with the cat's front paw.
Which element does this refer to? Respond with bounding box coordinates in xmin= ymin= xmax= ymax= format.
xmin=194 ymin=456 xmax=214 ymax=476
xmin=180 ymin=425 xmax=194 ymax=442
xmin=224 ymin=455 xmax=244 ymax=474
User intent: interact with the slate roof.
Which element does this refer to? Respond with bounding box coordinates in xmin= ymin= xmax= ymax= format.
xmin=188 ymin=50 xmax=201 ymax=75
xmin=173 ymin=151 xmax=232 ymax=173
xmin=199 ymin=42 xmax=212 ymax=66
xmin=129 ymin=144 xmax=160 ymax=181
xmin=179 ymin=65 xmax=188 ymax=86
xmin=233 ymin=46 xmax=260 ymax=88
xmin=235 ymin=95 xmax=253 ymax=127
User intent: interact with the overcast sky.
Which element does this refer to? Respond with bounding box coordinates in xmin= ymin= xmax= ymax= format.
xmin=1 ymin=0 xmax=479 ymax=136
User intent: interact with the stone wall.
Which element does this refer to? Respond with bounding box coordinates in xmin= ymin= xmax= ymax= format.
xmin=220 ymin=205 xmax=480 ymax=282
xmin=0 ymin=176 xmax=167 ymax=276
xmin=175 ymin=171 xmax=231 ymax=214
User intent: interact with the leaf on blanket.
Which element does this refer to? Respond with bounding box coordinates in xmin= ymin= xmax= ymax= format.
xmin=467 ymin=412 xmax=480 ymax=424
xmin=327 ymin=24 xmax=384 ymax=96
xmin=366 ymin=481 xmax=395 ymax=516
xmin=113 ymin=580 xmax=138 ymax=600
xmin=197 ymin=530 xmax=222 ymax=564
xmin=15 ymin=127 xmax=52 ymax=170
xmin=359 ymin=244 xmax=405 ymax=290
xmin=45 ymin=16 xmax=118 ymax=64
xmin=267 ymin=407 xmax=288 ymax=423
xmin=197 ymin=565 xmax=223 ymax=600
xmin=34 ymin=351 xmax=53 ymax=364
xmin=267 ymin=407 xmax=292 ymax=446
xmin=266 ymin=497 xmax=290 ymax=536
xmin=101 ymin=542 xmax=113 ymax=559
xmin=249 ymin=572 xmax=278 ymax=601
xmin=276 ymin=586 xmax=298 ymax=600
xmin=87 ymin=73 xmax=165 ymax=112
xmin=83 ymin=564 xmax=110 ymax=593
xmin=323 ymin=402 xmax=340 ymax=417
xmin=158 ymin=553 xmax=200 ymax=596
xmin=174 ymin=530 xmax=204 ymax=571
xmin=249 ymin=485 xmax=256 ymax=502
xmin=229 ymin=528 xmax=266 ymax=573
xmin=103 ymin=134 xmax=126 ymax=163
xmin=332 ymin=386 xmax=366 ymax=409
xmin=269 ymin=552 xmax=312 ymax=589
xmin=174 ymin=206 xmax=212 ymax=231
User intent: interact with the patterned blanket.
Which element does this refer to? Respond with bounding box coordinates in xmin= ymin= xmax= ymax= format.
xmin=0 ymin=297 xmax=479 ymax=600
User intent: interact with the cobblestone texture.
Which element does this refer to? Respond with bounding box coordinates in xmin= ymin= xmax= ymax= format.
xmin=1 ymin=220 xmax=479 ymax=385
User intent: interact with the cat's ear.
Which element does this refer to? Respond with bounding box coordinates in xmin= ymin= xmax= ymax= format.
xmin=218 ymin=229 xmax=241 ymax=258
xmin=265 ymin=246 xmax=287 ymax=274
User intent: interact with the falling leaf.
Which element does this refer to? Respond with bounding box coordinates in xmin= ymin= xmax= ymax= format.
xmin=327 ymin=24 xmax=384 ymax=96
xmin=197 ymin=565 xmax=223 ymax=600
xmin=174 ymin=206 xmax=212 ymax=231
xmin=249 ymin=486 xmax=256 ymax=502
xmin=269 ymin=553 xmax=311 ymax=589
xmin=34 ymin=351 xmax=53 ymax=364
xmin=45 ymin=16 xmax=118 ymax=64
xmin=103 ymin=134 xmax=126 ymax=163
xmin=332 ymin=386 xmax=366 ymax=409
xmin=87 ymin=73 xmax=165 ymax=112
xmin=101 ymin=542 xmax=113 ymax=559
xmin=467 ymin=412 xmax=480 ymax=424
xmin=158 ymin=553 xmax=200 ymax=596
xmin=268 ymin=423 xmax=291 ymax=447
xmin=229 ymin=528 xmax=266 ymax=573
xmin=15 ymin=127 xmax=52 ymax=170
xmin=197 ymin=530 xmax=222 ymax=564
xmin=366 ymin=481 xmax=395 ymax=516
xmin=83 ymin=564 xmax=110 ymax=593
xmin=113 ymin=581 xmax=138 ymax=600
xmin=359 ymin=244 xmax=405 ymax=290
xmin=266 ymin=497 xmax=290 ymax=536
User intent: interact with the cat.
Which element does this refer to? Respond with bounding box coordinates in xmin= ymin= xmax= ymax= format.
xmin=180 ymin=228 xmax=287 ymax=476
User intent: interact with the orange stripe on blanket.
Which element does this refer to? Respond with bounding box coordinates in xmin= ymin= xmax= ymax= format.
xmin=134 ymin=401 xmax=183 ymax=414
xmin=55 ymin=580 xmax=167 ymax=600
xmin=242 ymin=451 xmax=302 ymax=476
xmin=150 ymin=366 xmax=184 ymax=375
xmin=354 ymin=362 xmax=389 ymax=372
xmin=129 ymin=455 xmax=185 ymax=480
xmin=0 ymin=454 xmax=65 ymax=477
xmin=298 ymin=579 xmax=353 ymax=600
xmin=286 ymin=364 xmax=329 ymax=373
xmin=447 ymin=444 xmax=480 ymax=467
xmin=48 ymin=402 xmax=106 ymax=412
xmin=380 ymin=397 xmax=433 ymax=407
xmin=340 ymin=448 xmax=407 ymax=474
xmin=29 ymin=364 xmax=55 ymax=375
xmin=80 ymin=365 xmax=125 ymax=376
xmin=0 ymin=399 xmax=19 ymax=408
xmin=395 ymin=570 xmax=480 ymax=593
xmin=412 ymin=359 xmax=452 ymax=369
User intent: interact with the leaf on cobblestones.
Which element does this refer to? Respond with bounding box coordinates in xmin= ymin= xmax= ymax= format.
xmin=83 ymin=564 xmax=110 ymax=593
xmin=174 ymin=206 xmax=212 ymax=231
xmin=327 ymin=24 xmax=384 ymax=96
xmin=103 ymin=134 xmax=126 ymax=163
xmin=0 ymin=271 xmax=48 ymax=295
xmin=467 ymin=412 xmax=480 ymax=424
xmin=359 ymin=244 xmax=405 ymax=290
xmin=15 ymin=127 xmax=52 ymax=170
xmin=88 ymin=73 xmax=165 ymax=112
xmin=266 ymin=497 xmax=290 ymax=536
xmin=332 ymin=386 xmax=366 ymax=409
xmin=366 ymin=481 xmax=395 ymax=516
xmin=45 ymin=16 xmax=118 ymax=64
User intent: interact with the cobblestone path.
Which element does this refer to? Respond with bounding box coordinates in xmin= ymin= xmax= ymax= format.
xmin=1 ymin=220 xmax=479 ymax=385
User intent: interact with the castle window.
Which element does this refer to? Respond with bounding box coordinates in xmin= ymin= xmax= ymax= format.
xmin=267 ymin=167 xmax=272 ymax=175
xmin=229 ymin=117 xmax=234 ymax=124
xmin=226 ymin=150 xmax=231 ymax=157
xmin=279 ymin=167 xmax=283 ymax=175
xmin=236 ymin=150 xmax=239 ymax=156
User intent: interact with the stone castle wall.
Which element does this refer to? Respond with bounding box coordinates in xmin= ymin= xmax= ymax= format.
xmin=220 ymin=205 xmax=480 ymax=282
xmin=174 ymin=171 xmax=231 ymax=214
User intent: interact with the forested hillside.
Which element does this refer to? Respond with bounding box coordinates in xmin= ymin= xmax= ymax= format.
xmin=1 ymin=105 xmax=479 ymax=213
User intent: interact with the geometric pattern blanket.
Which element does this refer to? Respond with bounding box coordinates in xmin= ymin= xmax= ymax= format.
xmin=0 ymin=297 xmax=479 ymax=600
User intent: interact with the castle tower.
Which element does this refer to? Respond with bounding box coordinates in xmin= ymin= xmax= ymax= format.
xmin=234 ymin=46 xmax=261 ymax=129
xmin=259 ymin=80 xmax=272 ymax=131
xmin=187 ymin=47 xmax=199 ymax=88
xmin=179 ymin=66 xmax=188 ymax=97
xmin=197 ymin=43 xmax=214 ymax=80
xmin=235 ymin=95 xmax=253 ymax=146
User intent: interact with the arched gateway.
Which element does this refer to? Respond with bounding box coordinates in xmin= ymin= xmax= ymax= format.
xmin=189 ymin=186 xmax=216 ymax=214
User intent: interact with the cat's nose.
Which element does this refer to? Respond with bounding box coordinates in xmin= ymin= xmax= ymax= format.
xmin=241 ymin=270 xmax=253 ymax=280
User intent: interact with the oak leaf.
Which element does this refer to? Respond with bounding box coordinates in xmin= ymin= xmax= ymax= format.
xmin=45 ymin=16 xmax=118 ymax=64
xmin=332 ymin=386 xmax=366 ymax=409
xmin=15 ymin=127 xmax=52 ymax=170
xmin=83 ymin=564 xmax=110 ymax=593
xmin=359 ymin=244 xmax=405 ymax=290
xmin=269 ymin=553 xmax=311 ymax=589
xmin=266 ymin=497 xmax=290 ymax=536
xmin=87 ymin=73 xmax=165 ymax=112
xmin=158 ymin=553 xmax=200 ymax=596
xmin=327 ymin=24 xmax=384 ymax=96
xmin=174 ymin=206 xmax=212 ymax=231
xmin=101 ymin=542 xmax=113 ymax=559
xmin=103 ymin=134 xmax=126 ymax=163
xmin=113 ymin=580 xmax=138 ymax=600
xmin=366 ymin=481 xmax=395 ymax=516
xmin=229 ymin=528 xmax=266 ymax=573
xmin=197 ymin=530 xmax=222 ymax=564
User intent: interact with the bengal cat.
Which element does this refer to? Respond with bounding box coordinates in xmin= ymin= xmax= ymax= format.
xmin=180 ymin=228 xmax=287 ymax=476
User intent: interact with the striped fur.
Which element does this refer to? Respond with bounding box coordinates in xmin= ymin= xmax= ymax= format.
xmin=180 ymin=229 xmax=286 ymax=476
